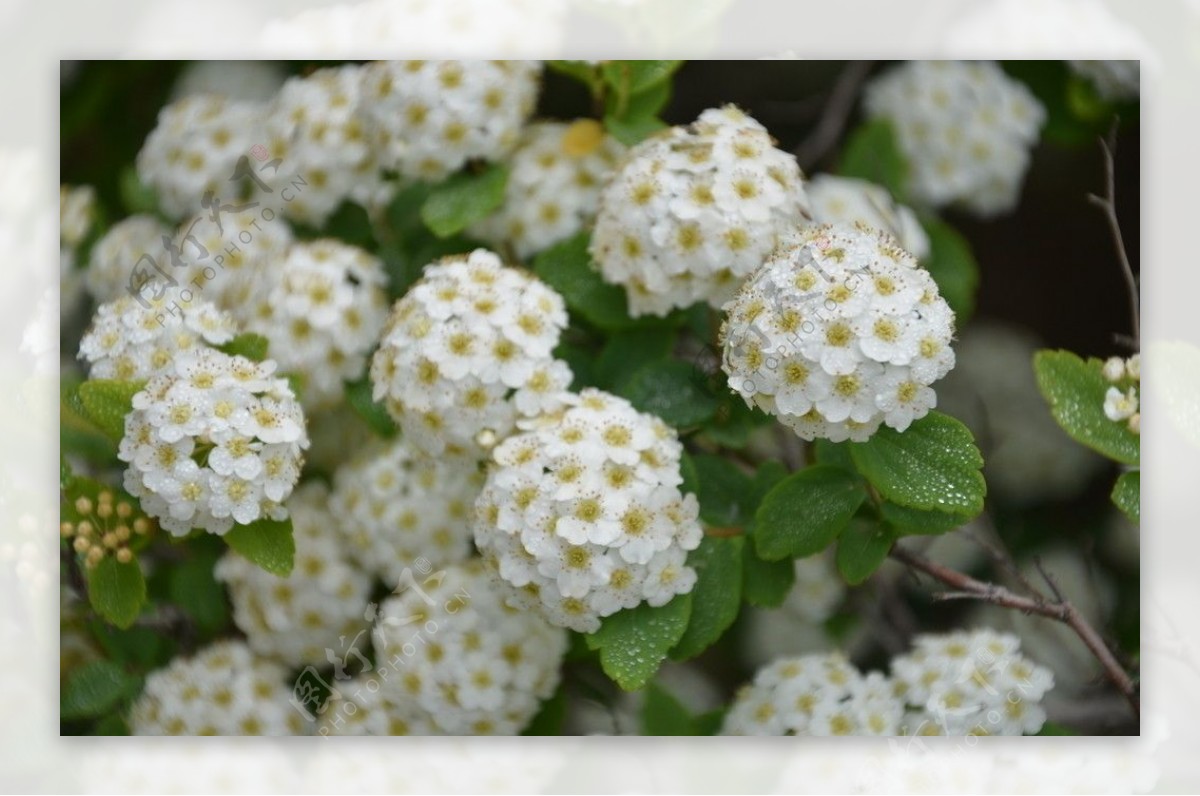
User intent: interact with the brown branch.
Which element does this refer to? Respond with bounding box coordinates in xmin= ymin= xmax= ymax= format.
xmin=794 ymin=60 xmax=875 ymax=171
xmin=1086 ymin=125 xmax=1139 ymax=347
xmin=890 ymin=544 xmax=1140 ymax=718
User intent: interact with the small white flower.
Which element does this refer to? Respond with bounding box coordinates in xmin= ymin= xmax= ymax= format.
xmin=1103 ymin=385 xmax=1139 ymax=421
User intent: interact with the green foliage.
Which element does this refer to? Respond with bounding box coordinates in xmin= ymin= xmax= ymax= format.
xmin=118 ymin=165 xmax=161 ymax=217
xmin=838 ymin=119 xmax=908 ymax=202
xmin=880 ymin=501 xmax=971 ymax=536
xmin=921 ymin=216 xmax=980 ymax=322
xmin=222 ymin=517 xmax=296 ymax=577
xmin=1002 ymin=60 xmax=1138 ymax=147
xmin=85 ymin=556 xmax=147 ymax=629
xmin=849 ymin=411 xmax=986 ymax=517
xmin=754 ymin=465 xmax=867 ymax=561
xmin=740 ymin=542 xmax=796 ymax=608
xmin=1112 ymin=470 xmax=1140 ymax=523
xmin=320 ymin=201 xmax=377 ymax=249
xmin=593 ymin=327 xmax=678 ymax=390
xmin=216 ymin=332 xmax=269 ymax=362
xmin=1034 ymin=350 xmax=1140 ymax=465
xmin=76 ymin=379 xmax=145 ymax=442
xmin=168 ymin=543 xmax=230 ymax=634
xmin=344 ymin=375 xmax=398 ymax=438
xmin=533 ymin=233 xmax=654 ymax=331
xmin=602 ymin=60 xmax=681 ymax=146
xmin=521 ymin=686 xmax=568 ymax=736
xmin=61 ymin=379 xmax=117 ymax=462
xmin=670 ymin=536 xmax=744 ymax=660
xmin=586 ymin=595 xmax=692 ymax=691
xmin=620 ymin=360 xmax=719 ymax=428
xmin=641 ymin=682 xmax=701 ymax=735
xmin=688 ymin=454 xmax=753 ymax=527
xmin=61 ymin=660 xmax=142 ymax=721
xmin=420 ymin=163 xmax=509 ymax=238
xmin=835 ymin=518 xmax=895 ymax=585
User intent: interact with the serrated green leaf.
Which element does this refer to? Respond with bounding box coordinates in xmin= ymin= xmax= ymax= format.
xmin=588 ymin=595 xmax=692 ymax=691
xmin=1034 ymin=350 xmax=1140 ymax=465
xmin=594 ymin=327 xmax=677 ymax=391
xmin=619 ymin=360 xmax=719 ymax=428
xmin=1112 ymin=470 xmax=1140 ymax=523
xmin=533 ymin=233 xmax=655 ymax=331
xmin=641 ymin=682 xmax=697 ymax=735
xmin=849 ymin=411 xmax=987 ymax=516
xmin=521 ymin=685 xmax=567 ymax=735
xmin=670 ymin=536 xmax=743 ymax=660
xmin=689 ymin=454 xmax=753 ymax=527
xmin=216 ymin=332 xmax=269 ymax=362
xmin=86 ymin=556 xmax=147 ymax=629
xmin=835 ymin=518 xmax=895 ymax=585
xmin=419 ymin=163 xmax=509 ymax=238
xmin=839 ymin=119 xmax=908 ymax=202
xmin=921 ymin=217 xmax=979 ymax=322
xmin=880 ymin=501 xmax=971 ymax=536
xmin=222 ymin=516 xmax=295 ymax=576
xmin=741 ymin=541 xmax=796 ymax=608
xmin=754 ymin=465 xmax=867 ymax=561
xmin=77 ymin=379 xmax=145 ymax=442
xmin=61 ymin=660 xmax=140 ymax=720
xmin=344 ymin=376 xmax=398 ymax=438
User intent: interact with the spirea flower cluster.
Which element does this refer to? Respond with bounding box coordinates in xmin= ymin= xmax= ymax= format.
xmin=721 ymin=223 xmax=956 ymax=442
xmin=469 ymin=119 xmax=626 ymax=259
xmin=891 ymin=629 xmax=1054 ymax=736
xmin=214 ymin=483 xmax=372 ymax=667
xmin=474 ymin=388 xmax=703 ymax=633
xmin=359 ymin=60 xmax=540 ymax=182
xmin=136 ymin=93 xmax=263 ymax=219
xmin=328 ymin=561 xmax=568 ymax=736
xmin=118 ymin=349 xmax=309 ymax=536
xmin=84 ymin=215 xmax=174 ymax=303
xmin=369 ymin=249 xmax=572 ymax=459
xmin=329 ymin=438 xmax=483 ymax=587
xmin=178 ymin=209 xmax=296 ymax=308
xmin=235 ymin=239 xmax=389 ymax=409
xmin=129 ymin=640 xmax=303 ymax=736
xmin=1102 ymin=352 xmax=1141 ymax=434
xmin=78 ymin=291 xmax=239 ymax=382
xmin=863 ymin=60 xmax=1046 ymax=217
xmin=722 ymin=653 xmax=903 ymax=736
xmin=806 ymin=174 xmax=930 ymax=261
xmin=590 ymin=105 xmax=811 ymax=316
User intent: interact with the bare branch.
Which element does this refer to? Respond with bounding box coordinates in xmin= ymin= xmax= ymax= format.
xmin=794 ymin=61 xmax=875 ymax=171
xmin=1087 ymin=124 xmax=1139 ymax=347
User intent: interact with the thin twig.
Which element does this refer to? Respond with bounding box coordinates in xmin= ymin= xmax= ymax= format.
xmin=890 ymin=544 xmax=1140 ymax=717
xmin=794 ymin=61 xmax=875 ymax=170
xmin=961 ymin=523 xmax=1040 ymax=599
xmin=1033 ymin=556 xmax=1066 ymax=604
xmin=1086 ymin=124 xmax=1139 ymax=347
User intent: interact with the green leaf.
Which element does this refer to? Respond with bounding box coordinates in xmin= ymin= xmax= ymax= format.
xmin=813 ymin=439 xmax=857 ymax=473
xmin=76 ymin=379 xmax=145 ymax=442
xmin=222 ymin=516 xmax=295 ymax=576
xmin=747 ymin=460 xmax=789 ymax=511
xmin=1034 ymin=350 xmax=1141 ymax=465
xmin=741 ymin=541 xmax=796 ymax=608
xmin=619 ymin=360 xmax=719 ymax=428
xmin=838 ymin=119 xmax=908 ymax=202
xmin=693 ymin=708 xmax=727 ymax=736
xmin=679 ymin=451 xmax=699 ymax=497
xmin=85 ymin=556 xmax=147 ymax=629
xmin=344 ymin=376 xmax=398 ymax=438
xmin=91 ymin=714 xmax=131 ymax=736
xmin=701 ymin=395 xmax=772 ymax=449
xmin=689 ymin=454 xmax=753 ymax=527
xmin=602 ymin=60 xmax=684 ymax=95
xmin=419 ymin=163 xmax=509 ymax=238
xmin=849 ymin=411 xmax=987 ymax=516
xmin=118 ymin=165 xmax=160 ymax=216
xmin=670 ymin=536 xmax=744 ymax=660
xmin=921 ymin=217 xmax=979 ymax=322
xmin=1036 ymin=721 xmax=1079 ymax=735
xmin=604 ymin=78 xmax=674 ymax=146
xmin=594 ymin=327 xmax=677 ymax=391
xmin=533 ymin=233 xmax=649 ymax=331
xmin=168 ymin=548 xmax=229 ymax=634
xmin=587 ymin=595 xmax=692 ymax=691
xmin=605 ymin=113 xmax=669 ymax=147
xmin=1111 ymin=470 xmax=1140 ymax=523
xmin=61 ymin=660 xmax=140 ymax=720
xmin=835 ymin=518 xmax=895 ymax=585
xmin=320 ymin=201 xmax=376 ymax=249
xmin=547 ymin=60 xmax=603 ymax=89
xmin=880 ymin=501 xmax=971 ymax=536
xmin=754 ymin=465 xmax=867 ymax=561
xmin=216 ymin=332 xmax=269 ymax=362
xmin=641 ymin=682 xmax=697 ymax=735
xmin=521 ymin=686 xmax=567 ymax=735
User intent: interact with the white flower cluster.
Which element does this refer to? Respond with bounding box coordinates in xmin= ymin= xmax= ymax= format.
xmin=1069 ymin=60 xmax=1140 ymax=101
xmin=136 ymin=93 xmax=264 ymax=219
xmin=264 ymin=65 xmax=392 ymax=226
xmin=329 ymin=438 xmax=483 ymax=587
xmin=78 ymin=291 xmax=238 ymax=382
xmin=891 ymin=629 xmax=1053 ymax=736
xmin=370 ymin=249 xmax=572 ymax=459
xmin=178 ymin=209 xmax=295 ymax=307
xmin=722 ymin=653 xmax=903 ymax=736
xmin=328 ymin=561 xmax=568 ymax=735
xmin=214 ymin=483 xmax=372 ymax=667
xmin=359 ymin=60 xmax=540 ymax=183
xmin=721 ymin=223 xmax=955 ymax=442
xmin=85 ymin=215 xmax=173 ymax=303
xmin=806 ymin=174 xmax=929 ymax=261
xmin=118 ymin=349 xmax=309 ymax=536
xmin=1102 ymin=352 xmax=1140 ymax=434
xmin=469 ymin=120 xmax=626 ymax=259
xmin=863 ymin=60 xmax=1046 ymax=217
xmin=129 ymin=640 xmax=303 ymax=736
xmin=235 ymin=239 xmax=389 ymax=409
xmin=474 ymin=388 xmax=703 ymax=633
xmin=590 ymin=105 xmax=811 ymax=316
